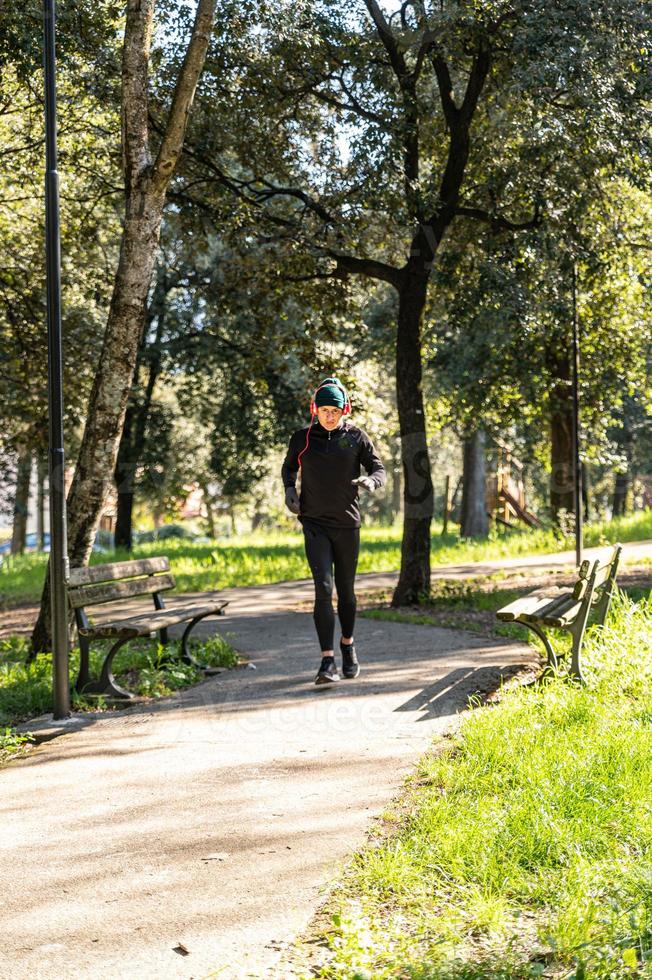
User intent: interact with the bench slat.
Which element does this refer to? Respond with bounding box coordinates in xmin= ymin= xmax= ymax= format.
xmin=593 ymin=560 xmax=616 ymax=589
xmin=69 ymin=572 xmax=176 ymax=609
xmin=496 ymin=587 xmax=565 ymax=622
xmin=572 ymin=578 xmax=589 ymax=601
xmin=520 ymin=592 xmax=575 ymax=622
xmin=540 ymin=599 xmax=583 ymax=628
xmin=68 ymin=557 xmax=170 ymax=587
xmin=521 ymin=594 xmax=580 ymax=627
xmin=79 ymin=598 xmax=228 ymax=638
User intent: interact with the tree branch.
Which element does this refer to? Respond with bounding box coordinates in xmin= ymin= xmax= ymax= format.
xmin=460 ymin=46 xmax=491 ymax=122
xmin=431 ymin=54 xmax=459 ymax=125
xmin=326 ymin=249 xmax=403 ymax=289
xmin=151 ymin=0 xmax=217 ymax=194
xmin=455 ymin=203 xmax=541 ymax=231
xmin=364 ymin=0 xmax=420 ymax=209
xmin=310 ymin=83 xmax=387 ymax=125
xmin=274 ymin=63 xmax=388 ymax=127
xmin=363 ymin=0 xmax=409 ymax=81
xmin=247 ymin=178 xmax=336 ymax=225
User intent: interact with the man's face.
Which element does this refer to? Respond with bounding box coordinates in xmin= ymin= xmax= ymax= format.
xmin=316 ymin=405 xmax=343 ymax=430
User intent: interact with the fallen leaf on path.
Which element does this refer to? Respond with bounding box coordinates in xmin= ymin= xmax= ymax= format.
xmin=173 ymin=943 xmax=190 ymax=956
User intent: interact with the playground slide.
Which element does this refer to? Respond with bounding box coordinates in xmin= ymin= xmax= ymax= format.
xmin=499 ymin=488 xmax=542 ymax=529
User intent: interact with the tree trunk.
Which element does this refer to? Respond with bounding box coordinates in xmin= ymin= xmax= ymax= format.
xmin=612 ymin=414 xmax=634 ymax=518
xmin=324 ymin=15 xmax=488 ymax=604
xmin=392 ymin=272 xmax=434 ymax=606
xmin=31 ymin=195 xmax=165 ymax=652
xmin=37 ymin=458 xmax=46 ymax=550
xmin=460 ymin=429 xmax=488 ymax=538
xmin=114 ymin=280 xmax=166 ymax=551
xmin=391 ymin=462 xmax=402 ymax=521
xmin=205 ymin=501 xmax=217 ymax=538
xmin=198 ymin=479 xmax=217 ymax=537
xmin=547 ymin=348 xmax=575 ymax=525
xmin=612 ymin=470 xmax=629 ymax=517
xmin=11 ymin=449 xmax=31 ymax=556
xmin=114 ymin=397 xmax=136 ymax=551
xmin=30 ymin=0 xmax=217 ymax=654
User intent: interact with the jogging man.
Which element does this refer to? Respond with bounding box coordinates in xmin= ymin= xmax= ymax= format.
xmin=281 ymin=377 xmax=386 ymax=684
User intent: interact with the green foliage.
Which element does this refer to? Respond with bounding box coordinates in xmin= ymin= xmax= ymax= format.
xmin=428 ymin=181 xmax=652 ymax=493
xmin=0 ymin=2 xmax=122 ymax=84
xmin=305 ymin=592 xmax=652 ymax=979
xmin=0 ymin=64 xmax=120 ymax=468
xmin=0 ymin=633 xmax=239 ymax=727
xmin=0 ymin=725 xmax=34 ymax=767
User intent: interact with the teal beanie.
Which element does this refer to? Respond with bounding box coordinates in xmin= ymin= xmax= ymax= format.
xmin=315 ymin=378 xmax=346 ymax=409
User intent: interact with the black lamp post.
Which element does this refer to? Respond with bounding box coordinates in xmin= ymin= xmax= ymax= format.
xmin=44 ymin=0 xmax=70 ymax=719
xmin=571 ymin=260 xmax=583 ymax=568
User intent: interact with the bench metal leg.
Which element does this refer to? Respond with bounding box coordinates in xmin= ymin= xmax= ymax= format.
xmin=567 ymin=574 xmax=597 ymax=684
xmin=76 ymin=634 xmax=93 ymax=692
xmin=180 ymin=610 xmax=226 ymax=670
xmin=152 ymin=591 xmax=169 ymax=647
xmin=568 ymin=611 xmax=592 ymax=685
xmin=569 ymin=635 xmax=586 ymax=685
xmin=517 ymin=620 xmax=558 ymax=675
xmin=76 ymin=637 xmax=134 ymax=700
xmin=519 ymin=617 xmax=587 ymax=685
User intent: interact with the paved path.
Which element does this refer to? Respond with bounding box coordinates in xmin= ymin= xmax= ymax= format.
xmin=2 ymin=612 xmax=535 ymax=979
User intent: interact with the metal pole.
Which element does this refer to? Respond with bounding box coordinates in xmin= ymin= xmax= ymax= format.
xmin=44 ymin=0 xmax=70 ymax=718
xmin=571 ymin=261 xmax=583 ymax=568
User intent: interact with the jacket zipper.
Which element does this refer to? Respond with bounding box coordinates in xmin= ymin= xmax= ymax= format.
xmin=327 ymin=430 xmax=331 ymax=452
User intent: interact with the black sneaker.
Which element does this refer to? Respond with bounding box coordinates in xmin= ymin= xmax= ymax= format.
xmin=340 ymin=642 xmax=360 ymax=679
xmin=315 ymin=656 xmax=340 ymax=685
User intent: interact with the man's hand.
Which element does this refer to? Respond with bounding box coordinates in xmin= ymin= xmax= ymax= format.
xmin=352 ymin=476 xmax=376 ymax=492
xmin=285 ymin=486 xmax=300 ymax=514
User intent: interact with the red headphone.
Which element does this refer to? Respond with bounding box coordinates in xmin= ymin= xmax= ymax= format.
xmin=309 ymin=377 xmax=351 ymax=417
xmin=298 ymin=378 xmax=350 ymax=469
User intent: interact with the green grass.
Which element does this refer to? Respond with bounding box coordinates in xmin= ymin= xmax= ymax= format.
xmin=301 ymin=591 xmax=652 ymax=979
xmin=0 ymin=726 xmax=34 ymax=766
xmin=0 ymin=632 xmax=240 ymax=730
xmin=360 ymin=578 xmax=530 ymax=641
xmin=2 ymin=510 xmax=651 ymax=608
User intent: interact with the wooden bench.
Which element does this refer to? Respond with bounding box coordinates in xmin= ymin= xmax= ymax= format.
xmin=496 ymin=544 xmax=622 ymax=683
xmin=69 ymin=557 xmax=228 ymax=699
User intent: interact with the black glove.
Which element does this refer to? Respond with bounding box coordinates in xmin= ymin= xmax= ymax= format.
xmin=285 ymin=486 xmax=300 ymax=514
xmin=352 ymin=476 xmax=376 ymax=492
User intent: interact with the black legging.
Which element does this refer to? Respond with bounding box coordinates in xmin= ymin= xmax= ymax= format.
xmin=302 ymin=520 xmax=360 ymax=651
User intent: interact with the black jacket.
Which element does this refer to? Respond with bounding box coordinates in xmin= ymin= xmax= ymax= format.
xmin=281 ymin=420 xmax=386 ymax=528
